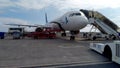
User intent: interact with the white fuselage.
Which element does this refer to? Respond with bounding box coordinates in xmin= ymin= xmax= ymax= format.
xmin=6 ymin=11 xmax=89 ymax=32
xmin=49 ymin=11 xmax=89 ymax=31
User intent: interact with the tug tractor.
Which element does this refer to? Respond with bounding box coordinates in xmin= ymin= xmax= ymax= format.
xmin=90 ymin=41 xmax=120 ymax=64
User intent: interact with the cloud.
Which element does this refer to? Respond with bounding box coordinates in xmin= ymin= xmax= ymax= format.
xmin=0 ymin=11 xmax=4 ymax=14
xmin=1 ymin=0 xmax=120 ymax=10
xmin=111 ymin=16 xmax=120 ymax=26
xmin=17 ymin=0 xmax=120 ymax=10
xmin=52 ymin=0 xmax=120 ymax=10
xmin=14 ymin=0 xmax=52 ymax=10
xmin=0 ymin=0 xmax=14 ymax=8
xmin=0 ymin=17 xmax=29 ymax=25
xmin=0 ymin=0 xmax=53 ymax=10
xmin=0 ymin=17 xmax=34 ymax=32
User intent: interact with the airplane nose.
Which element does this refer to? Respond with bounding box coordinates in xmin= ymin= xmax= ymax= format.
xmin=72 ymin=16 xmax=88 ymax=29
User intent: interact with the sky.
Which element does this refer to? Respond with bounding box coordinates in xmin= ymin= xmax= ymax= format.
xmin=0 ymin=0 xmax=120 ymax=32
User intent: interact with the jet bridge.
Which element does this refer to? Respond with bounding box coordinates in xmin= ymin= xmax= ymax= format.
xmin=80 ymin=9 xmax=119 ymax=36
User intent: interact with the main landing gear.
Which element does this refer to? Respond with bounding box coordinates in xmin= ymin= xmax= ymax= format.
xmin=61 ymin=33 xmax=66 ymax=37
xmin=70 ymin=36 xmax=75 ymax=40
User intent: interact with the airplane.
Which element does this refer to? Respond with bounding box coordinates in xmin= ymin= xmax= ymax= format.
xmin=6 ymin=10 xmax=89 ymax=40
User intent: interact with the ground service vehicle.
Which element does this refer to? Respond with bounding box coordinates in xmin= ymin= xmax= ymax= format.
xmin=12 ymin=31 xmax=21 ymax=39
xmin=87 ymin=32 xmax=118 ymax=40
xmin=0 ymin=32 xmax=5 ymax=39
xmin=90 ymin=41 xmax=120 ymax=64
xmin=87 ymin=32 xmax=108 ymax=40
xmin=27 ymin=27 xmax=61 ymax=39
xmin=8 ymin=28 xmax=24 ymax=39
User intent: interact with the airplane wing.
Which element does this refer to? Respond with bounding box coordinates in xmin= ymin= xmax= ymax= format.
xmin=5 ymin=24 xmax=44 ymax=27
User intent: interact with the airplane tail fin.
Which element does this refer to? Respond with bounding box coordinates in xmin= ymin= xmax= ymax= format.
xmin=45 ymin=12 xmax=48 ymax=23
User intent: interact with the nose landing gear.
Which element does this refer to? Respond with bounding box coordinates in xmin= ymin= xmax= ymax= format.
xmin=70 ymin=31 xmax=79 ymax=40
xmin=61 ymin=32 xmax=66 ymax=37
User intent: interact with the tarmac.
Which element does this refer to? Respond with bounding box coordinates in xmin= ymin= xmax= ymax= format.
xmin=0 ymin=36 xmax=119 ymax=68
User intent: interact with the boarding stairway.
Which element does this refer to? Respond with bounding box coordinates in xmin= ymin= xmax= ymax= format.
xmin=80 ymin=9 xmax=119 ymax=37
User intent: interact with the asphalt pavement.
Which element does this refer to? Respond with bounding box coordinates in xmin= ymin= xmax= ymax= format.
xmin=0 ymin=37 xmax=119 ymax=68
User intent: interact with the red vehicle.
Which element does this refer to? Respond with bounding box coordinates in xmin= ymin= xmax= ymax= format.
xmin=27 ymin=27 xmax=61 ymax=39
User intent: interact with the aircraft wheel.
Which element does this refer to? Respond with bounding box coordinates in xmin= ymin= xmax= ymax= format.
xmin=70 ymin=36 xmax=75 ymax=40
xmin=112 ymin=36 xmax=116 ymax=40
xmin=0 ymin=37 xmax=4 ymax=39
xmin=92 ymin=36 xmax=96 ymax=40
xmin=103 ymin=46 xmax=112 ymax=60
xmin=61 ymin=33 xmax=66 ymax=37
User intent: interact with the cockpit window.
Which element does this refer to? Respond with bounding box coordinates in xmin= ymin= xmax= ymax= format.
xmin=69 ymin=13 xmax=81 ymax=17
xmin=75 ymin=13 xmax=81 ymax=15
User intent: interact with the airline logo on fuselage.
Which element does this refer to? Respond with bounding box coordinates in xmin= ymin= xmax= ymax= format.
xmin=65 ymin=17 xmax=68 ymax=24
